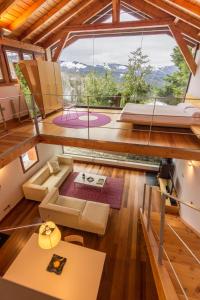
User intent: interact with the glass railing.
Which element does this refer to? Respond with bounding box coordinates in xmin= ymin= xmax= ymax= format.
xmin=1 ymin=92 xmax=200 ymax=156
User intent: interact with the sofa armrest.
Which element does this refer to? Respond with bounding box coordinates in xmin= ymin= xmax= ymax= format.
xmin=22 ymin=184 xmax=48 ymax=202
xmin=40 ymin=188 xmax=59 ymax=206
xmin=57 ymin=155 xmax=73 ymax=166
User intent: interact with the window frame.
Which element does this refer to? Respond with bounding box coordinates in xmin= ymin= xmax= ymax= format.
xmin=0 ymin=46 xmax=8 ymax=83
xmin=0 ymin=57 xmax=5 ymax=82
xmin=4 ymin=47 xmax=21 ymax=82
xmin=20 ymin=146 xmax=39 ymax=173
xmin=4 ymin=47 xmax=35 ymax=82
xmin=22 ymin=51 xmax=34 ymax=60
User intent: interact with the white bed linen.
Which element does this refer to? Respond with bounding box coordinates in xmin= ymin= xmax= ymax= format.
xmin=119 ymin=103 xmax=200 ymax=128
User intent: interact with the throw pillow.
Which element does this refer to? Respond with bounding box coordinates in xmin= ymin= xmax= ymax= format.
xmin=47 ymin=159 xmax=61 ymax=174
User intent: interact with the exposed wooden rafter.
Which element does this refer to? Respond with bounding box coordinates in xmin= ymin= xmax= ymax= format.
xmin=44 ymin=18 xmax=173 ymax=48
xmin=31 ymin=0 xmax=99 ymax=44
xmin=52 ymin=34 xmax=68 ymax=62
xmin=123 ymin=0 xmax=171 ymax=19
xmin=112 ymin=0 xmax=120 ymax=23
xmin=0 ymin=0 xmax=16 ymax=15
xmin=123 ymin=0 xmax=200 ymax=44
xmin=0 ymin=37 xmax=45 ymax=53
xmin=41 ymin=0 xmax=112 ymax=48
xmin=144 ymin=0 xmax=200 ymax=29
xmin=19 ymin=0 xmax=72 ymax=41
xmin=9 ymin=0 xmax=47 ymax=31
xmin=58 ymin=3 xmax=116 ymax=53
xmin=166 ymin=0 xmax=200 ymax=18
xmin=59 ymin=27 xmax=171 ymax=50
xmin=169 ymin=24 xmax=197 ymax=75
xmin=121 ymin=2 xmax=149 ymax=20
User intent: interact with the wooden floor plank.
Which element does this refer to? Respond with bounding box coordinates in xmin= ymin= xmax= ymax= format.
xmin=0 ymin=162 xmax=149 ymax=300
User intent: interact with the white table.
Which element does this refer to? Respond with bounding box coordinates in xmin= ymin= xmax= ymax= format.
xmin=74 ymin=172 xmax=107 ymax=191
xmin=4 ymin=234 xmax=106 ymax=300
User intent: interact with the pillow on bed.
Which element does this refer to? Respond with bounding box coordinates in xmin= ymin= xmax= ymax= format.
xmin=177 ymin=103 xmax=188 ymax=108
xmin=192 ymin=111 xmax=200 ymax=118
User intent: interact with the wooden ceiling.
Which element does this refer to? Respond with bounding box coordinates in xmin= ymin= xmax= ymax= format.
xmin=0 ymin=0 xmax=199 ymax=45
xmin=0 ymin=0 xmax=199 ymax=72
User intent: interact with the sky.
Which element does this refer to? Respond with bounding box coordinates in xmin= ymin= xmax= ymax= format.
xmin=60 ymin=10 xmax=177 ymax=68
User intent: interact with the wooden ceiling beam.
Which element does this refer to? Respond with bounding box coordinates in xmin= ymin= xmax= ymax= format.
xmin=40 ymin=0 xmax=111 ymax=47
xmin=112 ymin=0 xmax=120 ymax=23
xmin=9 ymin=0 xmax=47 ymax=31
xmin=19 ymin=0 xmax=72 ymax=41
xmin=61 ymin=18 xmax=173 ymax=32
xmin=122 ymin=0 xmax=171 ymax=19
xmin=62 ymin=27 xmax=171 ymax=46
xmin=169 ymin=24 xmax=197 ymax=75
xmin=30 ymin=0 xmax=98 ymax=44
xmin=60 ymin=4 xmax=115 ymax=51
xmin=44 ymin=18 xmax=173 ymax=48
xmin=52 ymin=34 xmax=68 ymax=62
xmin=175 ymin=20 xmax=200 ymax=43
xmin=121 ymin=2 xmax=149 ymax=19
xmin=0 ymin=37 xmax=45 ymax=53
xmin=165 ymin=0 xmax=200 ymax=18
xmin=124 ymin=0 xmax=200 ymax=43
xmin=144 ymin=0 xmax=200 ymax=29
xmin=0 ymin=0 xmax=16 ymax=15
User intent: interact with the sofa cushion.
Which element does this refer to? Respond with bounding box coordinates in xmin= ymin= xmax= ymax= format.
xmin=31 ymin=167 xmax=50 ymax=185
xmin=49 ymin=203 xmax=80 ymax=216
xmin=47 ymin=159 xmax=61 ymax=174
xmin=81 ymin=201 xmax=110 ymax=229
xmin=55 ymin=195 xmax=86 ymax=211
xmin=41 ymin=176 xmax=59 ymax=191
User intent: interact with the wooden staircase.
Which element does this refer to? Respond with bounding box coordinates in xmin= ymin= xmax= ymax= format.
xmin=150 ymin=211 xmax=200 ymax=299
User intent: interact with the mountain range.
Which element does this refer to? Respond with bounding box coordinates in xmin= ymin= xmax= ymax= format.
xmin=60 ymin=61 xmax=177 ymax=87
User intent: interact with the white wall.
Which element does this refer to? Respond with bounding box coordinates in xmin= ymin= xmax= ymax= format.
xmin=0 ymin=143 xmax=62 ymax=220
xmin=187 ymin=48 xmax=200 ymax=99
xmin=174 ymin=159 xmax=200 ymax=233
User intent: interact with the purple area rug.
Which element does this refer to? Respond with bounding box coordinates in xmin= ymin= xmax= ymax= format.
xmin=53 ymin=112 xmax=111 ymax=129
xmin=59 ymin=172 xmax=124 ymax=209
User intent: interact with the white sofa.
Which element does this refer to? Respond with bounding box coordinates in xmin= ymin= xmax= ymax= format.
xmin=22 ymin=155 xmax=73 ymax=202
xmin=39 ymin=188 xmax=110 ymax=235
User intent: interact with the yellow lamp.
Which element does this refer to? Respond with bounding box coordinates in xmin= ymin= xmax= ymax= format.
xmin=38 ymin=221 xmax=61 ymax=250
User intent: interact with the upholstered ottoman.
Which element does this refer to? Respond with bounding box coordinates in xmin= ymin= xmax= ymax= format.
xmin=80 ymin=201 xmax=110 ymax=235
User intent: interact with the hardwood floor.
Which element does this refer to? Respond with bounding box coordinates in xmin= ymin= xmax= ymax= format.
xmin=1 ymin=108 xmax=200 ymax=168
xmin=0 ymin=162 xmax=149 ymax=300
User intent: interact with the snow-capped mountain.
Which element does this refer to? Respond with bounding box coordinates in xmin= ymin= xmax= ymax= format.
xmin=59 ymin=61 xmax=177 ymax=87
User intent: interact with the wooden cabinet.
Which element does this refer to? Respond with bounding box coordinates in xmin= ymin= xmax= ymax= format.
xmin=18 ymin=60 xmax=63 ymax=117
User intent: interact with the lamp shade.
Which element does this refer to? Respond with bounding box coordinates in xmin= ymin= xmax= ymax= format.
xmin=38 ymin=221 xmax=61 ymax=249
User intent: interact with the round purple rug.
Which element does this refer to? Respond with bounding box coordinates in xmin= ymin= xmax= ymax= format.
xmin=53 ymin=112 xmax=111 ymax=129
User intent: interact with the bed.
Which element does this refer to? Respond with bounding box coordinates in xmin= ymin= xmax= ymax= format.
xmin=118 ymin=103 xmax=200 ymax=128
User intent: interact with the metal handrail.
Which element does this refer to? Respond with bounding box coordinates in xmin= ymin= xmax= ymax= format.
xmin=142 ymin=183 xmax=200 ymax=265
xmin=153 ymin=229 xmax=189 ymax=300
xmin=167 ymin=223 xmax=200 ymax=265
xmin=142 ymin=183 xmax=200 ymax=300
xmin=160 ymin=190 xmax=200 ymax=213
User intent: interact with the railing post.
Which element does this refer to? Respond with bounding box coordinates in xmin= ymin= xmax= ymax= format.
xmin=158 ymin=193 xmax=166 ymax=264
xmin=147 ymin=186 xmax=152 ymax=231
xmin=87 ymin=95 xmax=90 ymax=140
xmin=142 ymin=183 xmax=147 ymax=213
xmin=31 ymin=94 xmax=40 ymax=135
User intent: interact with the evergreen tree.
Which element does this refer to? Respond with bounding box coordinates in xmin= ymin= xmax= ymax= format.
xmin=156 ymin=46 xmax=190 ymax=100
xmin=82 ymin=68 xmax=117 ymax=106
xmin=121 ymin=48 xmax=152 ymax=104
